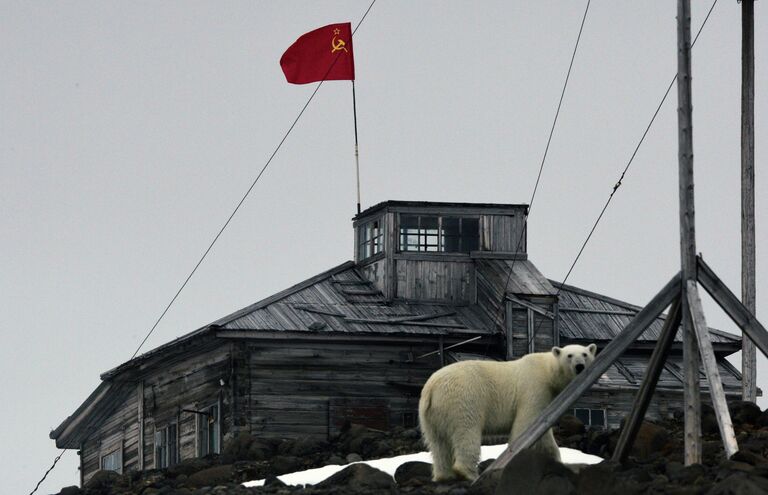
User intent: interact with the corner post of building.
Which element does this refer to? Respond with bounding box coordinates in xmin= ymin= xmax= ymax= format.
xmin=676 ymin=0 xmax=701 ymax=465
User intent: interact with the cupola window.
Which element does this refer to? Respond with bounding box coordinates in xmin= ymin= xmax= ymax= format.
xmin=358 ymin=218 xmax=383 ymax=260
xmin=400 ymin=215 xmax=479 ymax=253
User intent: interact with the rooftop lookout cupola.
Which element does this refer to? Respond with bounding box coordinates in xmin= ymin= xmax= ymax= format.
xmin=353 ymin=201 xmax=533 ymax=301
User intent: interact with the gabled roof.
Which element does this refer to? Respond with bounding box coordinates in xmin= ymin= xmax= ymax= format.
xmin=553 ymin=280 xmax=741 ymax=347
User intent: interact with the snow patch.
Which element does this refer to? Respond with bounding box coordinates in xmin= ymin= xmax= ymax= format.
xmin=243 ymin=445 xmax=603 ymax=487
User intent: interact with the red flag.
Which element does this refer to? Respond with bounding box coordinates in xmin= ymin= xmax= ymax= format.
xmin=280 ymin=23 xmax=355 ymax=84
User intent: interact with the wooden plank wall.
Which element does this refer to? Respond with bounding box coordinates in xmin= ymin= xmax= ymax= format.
xmin=481 ymin=214 xmax=526 ymax=253
xmin=573 ymin=389 xmax=742 ymax=431
xmin=395 ymin=259 xmax=474 ymax=303
xmin=141 ymin=343 xmax=233 ymax=467
xmin=507 ymin=296 xmax=555 ymax=357
xmin=80 ymin=342 xmax=234 ymax=482
xmin=81 ymin=390 xmax=139 ymax=484
xmin=246 ymin=340 xmax=439 ymax=439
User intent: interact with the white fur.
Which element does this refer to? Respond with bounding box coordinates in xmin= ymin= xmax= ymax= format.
xmin=418 ymin=343 xmax=597 ymax=481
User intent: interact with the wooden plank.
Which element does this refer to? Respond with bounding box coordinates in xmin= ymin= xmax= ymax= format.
xmin=470 ymin=251 xmax=527 ymax=260
xmin=613 ymin=296 xmax=682 ymax=463
xmin=697 ymin=256 xmax=768 ymax=357
xmin=559 ymin=307 xmax=639 ymax=317
xmin=480 ymin=271 xmax=681 ymax=477
xmin=676 ymin=0 xmax=701 ymax=466
xmin=687 ymin=282 xmax=739 ymax=457
xmin=505 ymin=301 xmax=515 ymax=360
xmin=137 ymin=381 xmax=144 ymax=471
xmin=741 ymin=0 xmax=757 ymax=403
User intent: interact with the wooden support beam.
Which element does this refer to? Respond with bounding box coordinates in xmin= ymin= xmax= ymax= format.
xmin=613 ymin=296 xmax=682 ymax=463
xmin=687 ymin=281 xmax=739 ymax=458
xmin=697 ymin=256 xmax=768 ymax=358
xmin=505 ymin=301 xmax=515 ymax=360
xmin=676 ymin=0 xmax=700 ymax=465
xmin=741 ymin=0 xmax=757 ymax=403
xmin=479 ymin=272 xmax=681 ymax=478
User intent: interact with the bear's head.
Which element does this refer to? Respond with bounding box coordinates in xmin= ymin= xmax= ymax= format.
xmin=552 ymin=343 xmax=597 ymax=377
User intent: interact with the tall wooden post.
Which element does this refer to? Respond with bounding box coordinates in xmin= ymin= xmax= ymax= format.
xmin=741 ymin=0 xmax=757 ymax=403
xmin=677 ymin=0 xmax=702 ymax=465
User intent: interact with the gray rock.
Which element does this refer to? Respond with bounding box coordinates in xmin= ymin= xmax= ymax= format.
xmin=495 ymin=449 xmax=576 ymax=495
xmin=394 ymin=460 xmax=432 ymax=485
xmin=270 ymin=455 xmax=303 ymax=475
xmin=186 ymin=465 xmax=235 ymax=488
xmin=707 ymin=473 xmax=768 ymax=495
xmin=315 ymin=463 xmax=395 ymax=491
xmin=345 ymin=453 xmax=363 ymax=463
xmin=728 ymin=401 xmax=762 ymax=427
xmin=57 ymin=486 xmax=81 ymax=495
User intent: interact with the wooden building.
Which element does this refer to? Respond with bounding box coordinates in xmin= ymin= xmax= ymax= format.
xmin=51 ymin=201 xmax=745 ymax=484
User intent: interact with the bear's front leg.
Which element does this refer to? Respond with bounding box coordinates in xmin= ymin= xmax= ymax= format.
xmin=508 ymin=406 xmax=561 ymax=462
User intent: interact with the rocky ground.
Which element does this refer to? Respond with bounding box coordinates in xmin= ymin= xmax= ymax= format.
xmin=54 ymin=401 xmax=768 ymax=495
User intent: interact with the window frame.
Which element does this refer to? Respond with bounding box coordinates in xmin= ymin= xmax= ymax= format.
xmin=571 ymin=407 xmax=607 ymax=430
xmin=197 ymin=404 xmax=220 ymax=458
xmin=398 ymin=214 xmax=479 ymax=254
xmin=358 ymin=217 xmax=384 ymax=260
xmin=155 ymin=421 xmax=179 ymax=469
xmin=100 ymin=445 xmax=123 ymax=474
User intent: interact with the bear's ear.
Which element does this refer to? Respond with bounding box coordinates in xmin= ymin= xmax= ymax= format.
xmin=552 ymin=347 xmax=562 ymax=357
xmin=588 ymin=343 xmax=597 ymax=355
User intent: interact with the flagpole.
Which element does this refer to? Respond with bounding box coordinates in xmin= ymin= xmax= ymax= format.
xmin=352 ymin=80 xmax=361 ymax=214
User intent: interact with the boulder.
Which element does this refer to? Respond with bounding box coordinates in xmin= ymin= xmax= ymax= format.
xmin=728 ymin=401 xmax=762 ymax=427
xmin=270 ymin=455 xmax=303 ymax=475
xmin=495 ymin=449 xmax=576 ymax=495
xmin=315 ymin=463 xmax=396 ymax=491
xmin=394 ymin=461 xmax=432 ymax=486
xmin=166 ymin=457 xmax=212 ymax=478
xmin=57 ymin=486 xmax=81 ymax=495
xmin=558 ymin=414 xmax=586 ymax=437
xmin=186 ymin=465 xmax=234 ymax=488
xmin=631 ymin=421 xmax=669 ymax=460
xmin=83 ymin=470 xmax=123 ymax=494
xmin=707 ymin=473 xmax=768 ymax=495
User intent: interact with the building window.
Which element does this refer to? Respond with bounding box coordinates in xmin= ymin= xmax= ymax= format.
xmin=358 ymin=218 xmax=383 ymax=260
xmin=572 ymin=408 xmax=607 ymax=430
xmin=399 ymin=215 xmax=479 ymax=253
xmin=198 ymin=404 xmax=220 ymax=457
xmin=155 ymin=422 xmax=178 ymax=469
xmin=100 ymin=447 xmax=122 ymax=474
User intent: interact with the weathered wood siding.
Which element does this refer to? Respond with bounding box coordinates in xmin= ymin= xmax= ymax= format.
xmin=395 ymin=259 xmax=475 ymax=303
xmin=574 ymin=387 xmax=743 ymax=431
xmin=506 ymin=296 xmax=556 ymax=357
xmin=80 ymin=341 xmax=236 ymax=483
xmin=141 ymin=343 xmax=233 ymax=468
xmin=246 ymin=340 xmax=439 ymax=439
xmin=81 ymin=390 xmax=139 ymax=484
xmin=481 ymin=214 xmax=526 ymax=252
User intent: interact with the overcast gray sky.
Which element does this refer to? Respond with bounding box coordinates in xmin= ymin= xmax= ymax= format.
xmin=2 ymin=1 xmax=766 ymax=493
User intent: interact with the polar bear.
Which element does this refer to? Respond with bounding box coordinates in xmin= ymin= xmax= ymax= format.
xmin=418 ymin=343 xmax=597 ymax=481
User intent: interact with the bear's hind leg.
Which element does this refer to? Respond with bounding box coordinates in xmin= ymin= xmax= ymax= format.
xmin=451 ymin=428 xmax=482 ymax=481
xmin=427 ymin=435 xmax=456 ymax=482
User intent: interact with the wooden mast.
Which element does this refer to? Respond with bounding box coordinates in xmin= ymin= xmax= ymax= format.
xmin=676 ymin=0 xmax=702 ymax=465
xmin=741 ymin=0 xmax=757 ymax=403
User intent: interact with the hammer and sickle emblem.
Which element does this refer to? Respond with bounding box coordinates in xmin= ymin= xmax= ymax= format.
xmin=331 ymin=35 xmax=348 ymax=54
